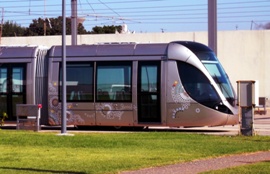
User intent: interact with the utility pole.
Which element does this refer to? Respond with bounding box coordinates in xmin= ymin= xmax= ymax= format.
xmin=61 ymin=0 xmax=67 ymax=134
xmin=71 ymin=0 xmax=77 ymax=45
xmin=0 ymin=7 xmax=3 ymax=44
xmin=208 ymin=0 xmax=217 ymax=55
xmin=44 ymin=0 xmax=46 ymax=36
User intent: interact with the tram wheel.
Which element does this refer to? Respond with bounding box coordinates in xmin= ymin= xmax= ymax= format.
xmin=114 ymin=126 xmax=122 ymax=130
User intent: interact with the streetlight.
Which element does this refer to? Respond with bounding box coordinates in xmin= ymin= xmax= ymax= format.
xmin=61 ymin=0 xmax=67 ymax=135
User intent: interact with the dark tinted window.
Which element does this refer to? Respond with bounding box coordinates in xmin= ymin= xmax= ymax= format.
xmin=196 ymin=51 xmax=218 ymax=61
xmin=60 ymin=62 xmax=94 ymax=102
xmin=96 ymin=61 xmax=132 ymax=102
xmin=177 ymin=61 xmax=221 ymax=108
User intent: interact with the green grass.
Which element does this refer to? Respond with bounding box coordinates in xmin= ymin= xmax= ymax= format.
xmin=0 ymin=130 xmax=270 ymax=174
xmin=202 ymin=161 xmax=270 ymax=174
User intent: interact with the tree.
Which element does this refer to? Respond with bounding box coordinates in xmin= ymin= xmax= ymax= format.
xmin=91 ymin=25 xmax=122 ymax=34
xmin=1 ymin=21 xmax=26 ymax=37
xmin=256 ymin=22 xmax=270 ymax=30
xmin=1 ymin=16 xmax=122 ymax=37
xmin=261 ymin=22 xmax=270 ymax=29
xmin=25 ymin=16 xmax=90 ymax=36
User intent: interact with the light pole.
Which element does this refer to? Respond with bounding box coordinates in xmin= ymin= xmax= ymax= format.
xmin=61 ymin=0 xmax=67 ymax=134
xmin=208 ymin=0 xmax=217 ymax=55
xmin=0 ymin=7 xmax=4 ymax=44
xmin=71 ymin=0 xmax=77 ymax=45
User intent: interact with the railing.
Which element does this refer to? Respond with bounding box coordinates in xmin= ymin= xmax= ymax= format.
xmin=255 ymin=97 xmax=268 ymax=115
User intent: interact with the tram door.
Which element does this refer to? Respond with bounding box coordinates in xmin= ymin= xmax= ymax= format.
xmin=137 ymin=61 xmax=161 ymax=123
xmin=0 ymin=64 xmax=26 ymax=121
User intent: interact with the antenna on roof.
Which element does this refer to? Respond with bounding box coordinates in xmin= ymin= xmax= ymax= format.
xmin=29 ymin=0 xmax=31 ymax=15
xmin=43 ymin=0 xmax=46 ymax=36
xmin=160 ymin=28 xmax=166 ymax=33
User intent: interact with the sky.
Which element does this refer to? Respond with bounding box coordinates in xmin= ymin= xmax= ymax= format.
xmin=0 ymin=0 xmax=269 ymax=33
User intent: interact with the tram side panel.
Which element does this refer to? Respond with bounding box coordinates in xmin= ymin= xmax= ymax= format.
xmin=95 ymin=61 xmax=134 ymax=127
xmin=47 ymin=57 xmax=134 ymax=126
xmin=35 ymin=49 xmax=49 ymax=125
xmin=47 ymin=61 xmax=61 ymax=125
xmin=47 ymin=60 xmax=96 ymax=126
xmin=0 ymin=46 xmax=48 ymax=122
xmin=166 ymin=60 xmax=199 ymax=127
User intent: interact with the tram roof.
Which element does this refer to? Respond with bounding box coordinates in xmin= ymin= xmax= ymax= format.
xmin=0 ymin=41 xmax=210 ymax=59
xmin=49 ymin=41 xmax=211 ymax=59
xmin=49 ymin=43 xmax=169 ymax=58
xmin=172 ymin=41 xmax=212 ymax=52
xmin=0 ymin=46 xmax=47 ymax=59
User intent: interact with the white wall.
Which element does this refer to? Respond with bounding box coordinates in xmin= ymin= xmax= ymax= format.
xmin=1 ymin=30 xmax=269 ymax=104
xmin=217 ymin=30 xmax=270 ymax=103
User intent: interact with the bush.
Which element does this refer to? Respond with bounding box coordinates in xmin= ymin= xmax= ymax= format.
xmin=0 ymin=112 xmax=8 ymax=126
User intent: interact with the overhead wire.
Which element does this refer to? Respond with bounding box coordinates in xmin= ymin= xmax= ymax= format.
xmin=0 ymin=0 xmax=269 ymax=31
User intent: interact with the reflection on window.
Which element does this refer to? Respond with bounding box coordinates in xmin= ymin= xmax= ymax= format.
xmin=96 ymin=61 xmax=132 ymax=102
xmin=196 ymin=51 xmax=235 ymax=106
xmin=141 ymin=65 xmax=158 ymax=92
xmin=196 ymin=51 xmax=218 ymax=61
xmin=12 ymin=68 xmax=24 ymax=93
xmin=0 ymin=68 xmax=7 ymax=93
xmin=60 ymin=63 xmax=93 ymax=101
xmin=203 ymin=63 xmax=235 ymax=102
xmin=177 ymin=61 xmax=221 ymax=108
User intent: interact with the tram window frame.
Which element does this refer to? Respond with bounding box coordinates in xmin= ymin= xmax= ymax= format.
xmin=59 ymin=62 xmax=94 ymax=102
xmin=96 ymin=61 xmax=132 ymax=102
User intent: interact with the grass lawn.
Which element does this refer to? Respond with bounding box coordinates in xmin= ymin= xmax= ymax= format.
xmin=0 ymin=130 xmax=270 ymax=174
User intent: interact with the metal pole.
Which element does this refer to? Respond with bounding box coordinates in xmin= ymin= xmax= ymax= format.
xmin=71 ymin=0 xmax=77 ymax=45
xmin=208 ymin=0 xmax=217 ymax=55
xmin=37 ymin=104 xmax=42 ymax=132
xmin=61 ymin=0 xmax=67 ymax=134
xmin=44 ymin=0 xmax=46 ymax=36
xmin=0 ymin=7 xmax=4 ymax=44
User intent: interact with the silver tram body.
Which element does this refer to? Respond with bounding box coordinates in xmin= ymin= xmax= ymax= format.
xmin=0 ymin=41 xmax=238 ymax=127
xmin=47 ymin=41 xmax=238 ymax=127
xmin=0 ymin=46 xmax=48 ymax=122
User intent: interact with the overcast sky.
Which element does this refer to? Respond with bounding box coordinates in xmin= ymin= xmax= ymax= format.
xmin=0 ymin=0 xmax=269 ymax=33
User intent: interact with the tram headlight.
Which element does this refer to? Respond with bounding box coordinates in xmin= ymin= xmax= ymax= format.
xmin=214 ymin=102 xmax=233 ymax=115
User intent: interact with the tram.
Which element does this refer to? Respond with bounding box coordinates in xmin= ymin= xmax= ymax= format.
xmin=0 ymin=46 xmax=48 ymax=123
xmin=0 ymin=41 xmax=238 ymax=127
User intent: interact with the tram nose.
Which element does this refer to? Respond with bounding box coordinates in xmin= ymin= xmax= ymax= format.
xmin=226 ymin=114 xmax=239 ymax=125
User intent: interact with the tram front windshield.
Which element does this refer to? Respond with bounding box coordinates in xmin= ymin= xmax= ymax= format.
xmin=196 ymin=51 xmax=236 ymax=106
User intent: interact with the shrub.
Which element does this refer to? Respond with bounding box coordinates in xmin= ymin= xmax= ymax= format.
xmin=0 ymin=112 xmax=8 ymax=126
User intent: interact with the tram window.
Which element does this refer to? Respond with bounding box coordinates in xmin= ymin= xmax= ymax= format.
xmin=141 ymin=65 xmax=158 ymax=92
xmin=204 ymin=63 xmax=235 ymax=100
xmin=96 ymin=61 xmax=132 ymax=102
xmin=0 ymin=68 xmax=7 ymax=92
xmin=177 ymin=61 xmax=221 ymax=108
xmin=196 ymin=51 xmax=217 ymax=61
xmin=12 ymin=68 xmax=24 ymax=93
xmin=59 ymin=62 xmax=93 ymax=101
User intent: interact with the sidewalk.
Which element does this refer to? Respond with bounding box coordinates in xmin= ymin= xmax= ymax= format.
xmin=121 ymin=151 xmax=270 ymax=174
